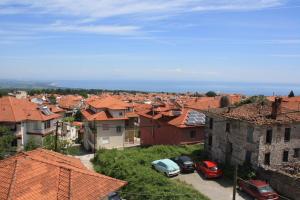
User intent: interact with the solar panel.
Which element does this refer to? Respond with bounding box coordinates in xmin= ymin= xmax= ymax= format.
xmin=185 ymin=110 xmax=206 ymax=126
xmin=40 ymin=106 xmax=54 ymax=116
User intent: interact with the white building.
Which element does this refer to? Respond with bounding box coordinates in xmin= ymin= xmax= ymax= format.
xmin=0 ymin=96 xmax=62 ymax=149
xmin=82 ymin=96 xmax=133 ymax=150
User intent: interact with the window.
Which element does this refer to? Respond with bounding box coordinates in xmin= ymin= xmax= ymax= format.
xmin=44 ymin=120 xmax=51 ymax=129
xmin=225 ymin=123 xmax=230 ymax=133
xmin=119 ymin=112 xmax=123 ymax=116
xmin=294 ymin=148 xmax=300 ymax=158
xmin=282 ymin=150 xmax=289 ymax=162
xmin=247 ymin=126 xmax=254 ymax=143
xmin=284 ymin=128 xmax=291 ymax=142
xmin=264 ymin=153 xmax=270 ymax=165
xmin=208 ymin=135 xmax=212 ymax=146
xmin=102 ymin=124 xmax=109 ymax=130
xmin=245 ymin=151 xmax=252 ymax=164
xmin=209 ymin=118 xmax=214 ymax=129
xmin=266 ymin=129 xmax=272 ymax=144
xmin=190 ymin=130 xmax=196 ymax=138
xmin=116 ymin=126 xmax=122 ymax=133
xmin=11 ymin=138 xmax=17 ymax=147
xmin=228 ymin=142 xmax=233 ymax=153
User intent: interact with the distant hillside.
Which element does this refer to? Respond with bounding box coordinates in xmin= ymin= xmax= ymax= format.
xmin=0 ymin=80 xmax=57 ymax=89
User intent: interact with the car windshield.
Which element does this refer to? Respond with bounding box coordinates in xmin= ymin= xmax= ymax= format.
xmin=258 ymin=185 xmax=274 ymax=193
xmin=180 ymin=156 xmax=192 ymax=162
xmin=209 ymin=166 xmax=218 ymax=171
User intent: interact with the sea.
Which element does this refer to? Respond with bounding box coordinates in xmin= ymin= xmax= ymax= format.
xmin=53 ymin=80 xmax=300 ymax=96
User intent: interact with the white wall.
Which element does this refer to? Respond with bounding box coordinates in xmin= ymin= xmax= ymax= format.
xmin=96 ymin=120 xmax=125 ymax=149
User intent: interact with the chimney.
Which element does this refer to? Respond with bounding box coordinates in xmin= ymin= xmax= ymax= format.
xmin=271 ymin=97 xmax=282 ymax=119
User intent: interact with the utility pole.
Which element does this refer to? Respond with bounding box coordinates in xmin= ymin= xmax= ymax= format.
xmin=55 ymin=121 xmax=59 ymax=152
xmin=94 ymin=119 xmax=96 ymax=159
xmin=232 ymin=164 xmax=238 ymax=200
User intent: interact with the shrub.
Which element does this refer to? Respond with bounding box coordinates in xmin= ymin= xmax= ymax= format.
xmin=93 ymin=145 xmax=209 ymax=200
xmin=205 ymin=91 xmax=217 ymax=97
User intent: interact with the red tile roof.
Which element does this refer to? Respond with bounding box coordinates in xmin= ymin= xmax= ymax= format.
xmin=81 ymin=109 xmax=128 ymax=122
xmin=0 ymin=96 xmax=61 ymax=122
xmin=87 ymin=96 xmax=131 ymax=110
xmin=58 ymin=95 xmax=83 ymax=110
xmin=208 ymin=101 xmax=300 ymax=125
xmin=0 ymin=149 xmax=126 ymax=200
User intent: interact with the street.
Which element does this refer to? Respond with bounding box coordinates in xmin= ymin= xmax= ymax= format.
xmin=173 ymin=172 xmax=252 ymax=200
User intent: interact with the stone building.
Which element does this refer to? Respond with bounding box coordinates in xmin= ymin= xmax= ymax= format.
xmin=204 ymin=98 xmax=300 ymax=168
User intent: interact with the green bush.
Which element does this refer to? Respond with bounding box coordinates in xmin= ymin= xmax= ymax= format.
xmin=93 ymin=145 xmax=209 ymax=200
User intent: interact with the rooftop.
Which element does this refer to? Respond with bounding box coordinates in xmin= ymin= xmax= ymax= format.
xmin=0 ymin=148 xmax=126 ymax=200
xmin=0 ymin=96 xmax=61 ymax=122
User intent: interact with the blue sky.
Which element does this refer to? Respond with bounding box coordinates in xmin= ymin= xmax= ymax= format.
xmin=0 ymin=0 xmax=300 ymax=83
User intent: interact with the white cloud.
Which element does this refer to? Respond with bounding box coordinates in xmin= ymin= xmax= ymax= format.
xmin=0 ymin=0 xmax=287 ymax=38
xmin=0 ymin=0 xmax=285 ymax=18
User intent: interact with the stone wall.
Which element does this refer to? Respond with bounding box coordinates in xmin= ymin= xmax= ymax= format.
xmin=257 ymin=167 xmax=300 ymax=200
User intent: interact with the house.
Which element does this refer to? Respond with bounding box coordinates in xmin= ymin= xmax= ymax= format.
xmin=81 ymin=96 xmax=132 ymax=149
xmin=204 ymin=97 xmax=300 ymax=168
xmin=8 ymin=90 xmax=27 ymax=99
xmin=0 ymin=96 xmax=62 ymax=148
xmin=57 ymin=95 xmax=84 ymax=116
xmin=0 ymin=148 xmax=126 ymax=200
xmin=139 ymin=105 xmax=206 ymax=145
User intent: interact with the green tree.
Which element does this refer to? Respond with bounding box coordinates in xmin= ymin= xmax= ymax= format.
xmin=74 ymin=110 xmax=83 ymax=121
xmin=79 ymin=92 xmax=88 ymax=98
xmin=63 ymin=117 xmax=75 ymax=123
xmin=0 ymin=126 xmax=16 ymax=159
xmin=288 ymin=90 xmax=295 ymax=98
xmin=235 ymin=95 xmax=267 ymax=106
xmin=48 ymin=95 xmax=57 ymax=104
xmin=206 ymin=91 xmax=217 ymax=97
xmin=24 ymin=137 xmax=40 ymax=151
xmin=220 ymin=96 xmax=230 ymax=108
xmin=43 ymin=135 xmax=72 ymax=153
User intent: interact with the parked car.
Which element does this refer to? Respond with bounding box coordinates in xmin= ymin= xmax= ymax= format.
xmin=170 ymin=155 xmax=195 ymax=173
xmin=195 ymin=160 xmax=223 ymax=179
xmin=152 ymin=159 xmax=180 ymax=177
xmin=238 ymin=179 xmax=279 ymax=200
xmin=108 ymin=192 xmax=122 ymax=200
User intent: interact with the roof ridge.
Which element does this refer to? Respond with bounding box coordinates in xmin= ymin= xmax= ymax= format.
xmin=7 ymin=159 xmax=18 ymax=200
xmin=24 ymin=153 xmax=126 ymax=184
xmin=8 ymin=97 xmax=17 ymax=122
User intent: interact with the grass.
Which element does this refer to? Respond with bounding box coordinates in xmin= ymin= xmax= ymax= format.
xmin=92 ymin=144 xmax=210 ymax=200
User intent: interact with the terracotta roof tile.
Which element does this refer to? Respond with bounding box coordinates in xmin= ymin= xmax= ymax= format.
xmin=87 ymin=96 xmax=131 ymax=110
xmin=0 ymin=149 xmax=126 ymax=200
xmin=0 ymin=96 xmax=61 ymax=122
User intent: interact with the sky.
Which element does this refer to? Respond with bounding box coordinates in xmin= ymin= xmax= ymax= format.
xmin=0 ymin=0 xmax=300 ymax=83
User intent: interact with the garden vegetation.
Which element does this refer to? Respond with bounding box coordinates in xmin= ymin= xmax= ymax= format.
xmin=93 ymin=144 xmax=209 ymax=200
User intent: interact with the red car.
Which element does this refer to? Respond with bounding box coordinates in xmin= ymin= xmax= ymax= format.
xmin=238 ymin=179 xmax=279 ymax=200
xmin=195 ymin=160 xmax=223 ymax=179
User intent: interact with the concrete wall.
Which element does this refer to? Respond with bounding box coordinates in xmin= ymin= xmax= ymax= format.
xmin=205 ymin=113 xmax=300 ymax=168
xmin=96 ymin=120 xmax=125 ymax=149
xmin=258 ymin=124 xmax=300 ymax=167
xmin=205 ymin=114 xmax=259 ymax=166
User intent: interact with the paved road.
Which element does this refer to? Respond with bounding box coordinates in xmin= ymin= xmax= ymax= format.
xmin=74 ymin=153 xmax=95 ymax=171
xmin=173 ymin=172 xmax=252 ymax=200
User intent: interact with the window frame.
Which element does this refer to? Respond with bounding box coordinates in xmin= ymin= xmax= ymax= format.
xmin=116 ymin=126 xmax=122 ymax=133
xmin=266 ymin=129 xmax=272 ymax=144
xmin=189 ymin=130 xmax=196 ymax=138
xmin=282 ymin=150 xmax=289 ymax=162
xmin=264 ymin=152 xmax=270 ymax=166
xmin=284 ymin=128 xmax=291 ymax=142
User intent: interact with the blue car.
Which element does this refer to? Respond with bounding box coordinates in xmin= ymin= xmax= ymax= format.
xmin=152 ymin=159 xmax=180 ymax=177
